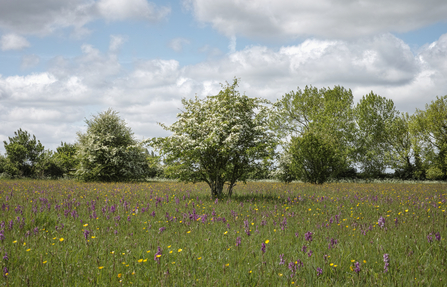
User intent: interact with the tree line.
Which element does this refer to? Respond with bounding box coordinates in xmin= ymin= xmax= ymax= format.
xmin=0 ymin=78 xmax=445 ymax=197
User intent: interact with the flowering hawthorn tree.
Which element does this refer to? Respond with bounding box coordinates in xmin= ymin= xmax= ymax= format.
xmin=150 ymin=79 xmax=276 ymax=199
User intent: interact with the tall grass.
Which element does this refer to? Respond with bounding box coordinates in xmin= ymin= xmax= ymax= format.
xmin=0 ymin=180 xmax=445 ymax=286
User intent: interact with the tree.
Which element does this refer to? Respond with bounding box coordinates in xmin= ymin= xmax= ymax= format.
xmin=55 ymin=142 xmax=79 ymax=176
xmin=288 ymin=131 xmax=345 ymax=184
xmin=75 ymin=109 xmax=149 ymax=182
xmin=150 ymin=78 xmax=276 ymax=198
xmin=411 ymin=95 xmax=447 ymax=180
xmin=3 ymin=129 xmax=44 ymax=177
xmin=354 ymin=92 xmax=399 ymax=178
xmin=272 ymin=85 xmax=356 ymax=182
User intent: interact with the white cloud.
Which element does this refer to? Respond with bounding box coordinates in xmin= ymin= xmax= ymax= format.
xmin=168 ymin=38 xmax=190 ymax=52
xmin=96 ymin=0 xmax=170 ymax=22
xmin=1 ymin=33 xmax=30 ymax=51
xmin=109 ymin=35 xmax=126 ymax=53
xmin=0 ymin=0 xmax=170 ymax=37
xmin=1 ymin=33 xmax=447 ymax=152
xmin=186 ymin=0 xmax=447 ymax=39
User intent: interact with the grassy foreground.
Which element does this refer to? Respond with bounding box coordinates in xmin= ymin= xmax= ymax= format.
xmin=0 ymin=180 xmax=446 ymax=286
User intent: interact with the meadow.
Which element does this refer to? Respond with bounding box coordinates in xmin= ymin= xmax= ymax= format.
xmin=0 ymin=180 xmax=445 ymax=286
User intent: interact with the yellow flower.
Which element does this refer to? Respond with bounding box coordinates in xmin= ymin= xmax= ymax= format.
xmin=187 ymin=231 xmax=191 ymax=233
xmin=308 ymin=209 xmax=311 ymax=211
xmin=23 ymin=242 xmax=26 ymax=246
xmin=13 ymin=241 xmax=17 ymax=244
xmin=98 ymin=266 xmax=104 ymax=269
xmin=111 ymin=251 xmax=115 ymax=254
xmin=138 ymin=259 xmax=143 ymax=263
xmin=117 ymin=274 xmax=122 ymax=278
xmin=59 ymin=238 xmax=64 ymax=242
xmin=172 ymin=262 xmax=175 ymax=264
xmin=351 ymin=260 xmax=355 ymax=262
xmin=265 ymin=240 xmax=269 ymax=244
xmin=405 ymin=209 xmax=408 ymax=212
xmin=147 ymin=250 xmax=151 ymax=253
xmin=249 ymin=270 xmax=252 ymax=273
xmin=168 ymin=245 xmax=171 ymax=248
xmin=26 ymin=249 xmax=31 ymax=252
xmin=143 ymin=259 xmax=147 ymax=262
xmin=83 ymin=224 xmax=88 ymax=227
xmin=334 ymin=265 xmax=338 ymax=267
xmin=330 ymin=263 xmax=334 ymax=266
xmin=169 ymin=251 xmax=173 ymax=254
xmin=43 ymin=261 xmax=47 ymax=264
xmin=225 ymin=263 xmax=229 ymax=267
xmin=156 ymin=255 xmax=161 ymax=258
xmin=178 ymin=249 xmax=182 ymax=252
xmin=224 ymin=231 xmax=228 ymax=235
xmin=198 ymin=257 xmax=202 ymax=260
xmin=279 ymin=273 xmax=283 ymax=277
xmin=91 ymin=236 xmax=96 ymax=239
xmin=363 ymin=260 xmax=366 ymax=263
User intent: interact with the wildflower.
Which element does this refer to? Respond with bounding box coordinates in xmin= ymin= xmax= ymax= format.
xmin=354 ymin=262 xmax=361 ymax=274
xmin=197 ymin=257 xmax=202 ymax=260
xmin=305 ymin=232 xmax=313 ymax=242
xmin=235 ymin=237 xmax=241 ymax=247
xmin=435 ymin=232 xmax=441 ymax=241
xmin=159 ymin=227 xmax=166 ymax=234
xmin=178 ymin=249 xmax=182 ymax=252
xmin=316 ymin=267 xmax=323 ymax=276
xmin=3 ymin=252 xmax=8 ymax=261
xmin=378 ymin=216 xmax=385 ymax=228
xmin=84 ymin=230 xmax=90 ymax=240
xmin=265 ymin=240 xmax=269 ymax=244
xmin=138 ymin=259 xmax=143 ymax=263
xmin=427 ymin=233 xmax=433 ymax=243
xmin=3 ymin=266 xmax=8 ymax=277
xmin=43 ymin=261 xmax=47 ymax=264
xmin=59 ymin=238 xmax=64 ymax=242
xmin=98 ymin=266 xmax=104 ymax=269
xmin=261 ymin=243 xmax=266 ymax=254
xmin=279 ymin=254 xmax=285 ymax=265
xmin=154 ymin=246 xmax=162 ymax=264
xmin=301 ymin=245 xmax=307 ymax=253
xmin=383 ymin=253 xmax=390 ymax=273
xmin=307 ymin=250 xmax=313 ymax=258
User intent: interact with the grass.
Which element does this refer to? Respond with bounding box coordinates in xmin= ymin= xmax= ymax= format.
xmin=0 ymin=180 xmax=446 ymax=286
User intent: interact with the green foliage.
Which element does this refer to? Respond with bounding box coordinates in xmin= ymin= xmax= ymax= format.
xmin=150 ymin=78 xmax=276 ymax=198
xmin=75 ymin=109 xmax=149 ymax=182
xmin=411 ymin=95 xmax=447 ymax=180
xmin=272 ymin=85 xmax=356 ymax=182
xmin=288 ymin=131 xmax=346 ymax=184
xmin=55 ymin=142 xmax=79 ymax=176
xmin=3 ymin=128 xmax=44 ymax=177
xmin=145 ymin=150 xmax=164 ymax=178
xmin=354 ymin=92 xmax=400 ymax=177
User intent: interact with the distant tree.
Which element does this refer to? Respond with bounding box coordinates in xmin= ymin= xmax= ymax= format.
xmin=3 ymin=129 xmax=44 ymax=177
xmin=411 ymin=95 xmax=447 ymax=180
xmin=272 ymin=85 xmax=356 ymax=182
xmin=288 ymin=131 xmax=345 ymax=184
xmin=150 ymin=78 xmax=276 ymax=198
xmin=75 ymin=109 xmax=149 ymax=182
xmin=55 ymin=142 xmax=79 ymax=176
xmin=354 ymin=92 xmax=399 ymax=178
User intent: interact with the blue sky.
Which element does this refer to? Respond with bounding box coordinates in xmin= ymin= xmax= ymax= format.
xmin=1 ymin=0 xmax=447 ymax=152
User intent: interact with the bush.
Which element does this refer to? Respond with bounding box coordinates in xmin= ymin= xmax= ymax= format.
xmin=289 ymin=131 xmax=346 ymax=184
xmin=75 ymin=109 xmax=149 ymax=182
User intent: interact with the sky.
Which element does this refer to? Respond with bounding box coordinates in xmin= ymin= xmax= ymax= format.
xmin=1 ymin=0 xmax=447 ymax=153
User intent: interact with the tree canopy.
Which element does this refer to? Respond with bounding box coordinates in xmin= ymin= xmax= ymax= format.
xmin=150 ymin=79 xmax=276 ymax=198
xmin=75 ymin=109 xmax=149 ymax=182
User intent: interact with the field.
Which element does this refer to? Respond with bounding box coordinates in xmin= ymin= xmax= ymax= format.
xmin=0 ymin=180 xmax=446 ymax=286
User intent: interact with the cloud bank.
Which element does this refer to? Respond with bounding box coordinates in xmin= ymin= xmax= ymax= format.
xmin=1 ymin=33 xmax=447 ymax=151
